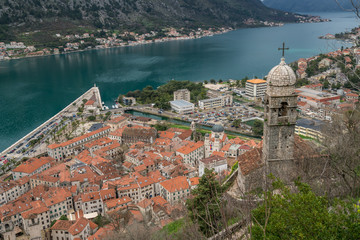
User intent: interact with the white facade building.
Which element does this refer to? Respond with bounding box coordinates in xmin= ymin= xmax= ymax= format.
xmin=245 ymin=79 xmax=267 ymax=100
xmin=170 ymin=100 xmax=195 ymax=114
xmin=198 ymin=95 xmax=233 ymax=110
xmin=199 ymin=155 xmax=228 ymax=177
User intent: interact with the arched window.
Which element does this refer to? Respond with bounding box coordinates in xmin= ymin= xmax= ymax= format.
xmin=278 ymin=102 xmax=288 ymax=117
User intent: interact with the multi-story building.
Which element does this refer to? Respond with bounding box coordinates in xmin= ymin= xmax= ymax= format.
xmin=51 ymin=217 xmax=96 ymax=240
xmin=199 ymin=155 xmax=228 ymax=177
xmin=110 ymin=176 xmax=155 ymax=204
xmin=106 ymin=116 xmax=127 ymax=131
xmin=174 ymin=89 xmax=191 ymax=102
xmin=170 ymin=100 xmax=195 ymax=114
xmin=12 ymin=157 xmax=54 ymax=180
xmin=77 ymin=192 xmax=103 ymax=215
xmin=245 ymin=79 xmax=267 ymax=100
xmin=295 ymin=118 xmax=324 ymax=141
xmin=295 ymin=88 xmax=341 ymax=108
xmin=43 ymin=188 xmax=73 ymax=221
xmin=176 ymin=141 xmax=204 ymax=166
xmin=0 ymin=176 xmax=30 ymax=205
xmin=159 ymin=176 xmax=190 ymax=205
xmin=198 ymin=94 xmax=233 ymax=110
xmin=47 ymin=126 xmax=111 ymax=161
xmin=21 ymin=202 xmax=51 ymax=240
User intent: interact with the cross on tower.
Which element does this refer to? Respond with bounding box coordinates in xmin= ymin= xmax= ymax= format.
xmin=278 ymin=42 xmax=289 ymax=57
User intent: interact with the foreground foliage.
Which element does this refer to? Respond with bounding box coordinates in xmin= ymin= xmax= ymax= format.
xmin=251 ymin=179 xmax=360 ymax=239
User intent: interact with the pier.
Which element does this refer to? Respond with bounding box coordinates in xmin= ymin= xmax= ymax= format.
xmin=1 ymin=86 xmax=102 ymax=159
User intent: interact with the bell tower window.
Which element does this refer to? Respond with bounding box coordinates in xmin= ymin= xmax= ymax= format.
xmin=278 ymin=102 xmax=288 ymax=117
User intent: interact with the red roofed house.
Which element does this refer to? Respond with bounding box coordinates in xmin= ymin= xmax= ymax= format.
xmin=47 ymin=126 xmax=111 ymax=161
xmin=107 ymin=116 xmax=127 ymax=130
xmin=176 ymin=141 xmax=204 ymax=166
xmin=104 ymin=196 xmax=132 ymax=211
xmin=21 ymin=201 xmax=50 ymax=239
xmin=346 ymin=93 xmax=358 ymax=102
xmin=12 ymin=157 xmax=54 ymax=180
xmin=51 ymin=217 xmax=97 ymax=240
xmin=159 ymin=176 xmax=190 ymax=205
xmin=74 ymin=191 xmax=104 ymax=215
xmin=0 ymin=176 xmax=31 ymax=205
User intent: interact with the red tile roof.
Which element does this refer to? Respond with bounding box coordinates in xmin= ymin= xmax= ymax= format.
xmin=160 ymin=176 xmax=189 ymax=193
xmin=176 ymin=141 xmax=204 ymax=155
xmin=13 ymin=157 xmax=53 ymax=174
xmin=68 ymin=218 xmax=90 ymax=236
xmin=48 ymin=126 xmax=110 ymax=149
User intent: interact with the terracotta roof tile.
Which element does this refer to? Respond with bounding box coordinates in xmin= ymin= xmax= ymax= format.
xmin=48 ymin=126 xmax=110 ymax=149
xmin=13 ymin=157 xmax=53 ymax=174
xmin=160 ymin=176 xmax=189 ymax=193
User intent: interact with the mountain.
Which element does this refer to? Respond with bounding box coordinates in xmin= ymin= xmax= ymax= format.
xmin=0 ymin=0 xmax=299 ymax=34
xmin=262 ymin=0 xmax=353 ymax=12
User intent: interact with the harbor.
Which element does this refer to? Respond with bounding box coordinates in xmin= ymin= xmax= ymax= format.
xmin=0 ymin=86 xmax=103 ymax=164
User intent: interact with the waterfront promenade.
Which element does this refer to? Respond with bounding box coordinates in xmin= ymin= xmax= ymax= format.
xmin=1 ymin=86 xmax=102 ymax=159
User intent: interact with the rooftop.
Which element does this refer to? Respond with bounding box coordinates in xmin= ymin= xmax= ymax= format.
xmin=247 ymin=79 xmax=267 ymax=84
xmin=170 ymin=100 xmax=194 ymax=107
xmin=160 ymin=176 xmax=189 ymax=193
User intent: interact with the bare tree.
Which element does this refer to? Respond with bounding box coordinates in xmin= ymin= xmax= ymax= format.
xmin=336 ymin=0 xmax=360 ymax=18
xmin=322 ymin=104 xmax=360 ymax=197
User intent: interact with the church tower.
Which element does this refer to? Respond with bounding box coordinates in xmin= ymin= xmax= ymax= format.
xmin=191 ymin=121 xmax=196 ymax=132
xmin=263 ymin=57 xmax=298 ymax=181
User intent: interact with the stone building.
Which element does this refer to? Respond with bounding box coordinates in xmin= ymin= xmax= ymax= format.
xmin=237 ymin=57 xmax=302 ymax=193
xmin=204 ymin=124 xmax=228 ymax=158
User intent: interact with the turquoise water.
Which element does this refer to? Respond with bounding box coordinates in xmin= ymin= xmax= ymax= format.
xmin=0 ymin=12 xmax=358 ymax=152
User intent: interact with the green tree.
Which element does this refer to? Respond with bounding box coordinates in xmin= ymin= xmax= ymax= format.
xmin=204 ymin=80 xmax=208 ymax=84
xmin=252 ymin=119 xmax=264 ymax=136
xmin=241 ymin=76 xmax=249 ymax=87
xmin=233 ymin=119 xmax=242 ymax=128
xmin=323 ymin=79 xmax=330 ymax=89
xmin=87 ymin=116 xmax=96 ymax=121
xmin=186 ymin=169 xmax=225 ymax=237
xmin=154 ymin=123 xmax=169 ymax=131
xmin=210 ymin=79 xmax=216 ymax=84
xmin=251 ymin=179 xmax=360 ymax=240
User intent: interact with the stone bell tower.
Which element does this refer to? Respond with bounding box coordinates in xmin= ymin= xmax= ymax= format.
xmin=263 ymin=57 xmax=298 ymax=181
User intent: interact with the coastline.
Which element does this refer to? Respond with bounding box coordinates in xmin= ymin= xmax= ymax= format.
xmin=0 ymin=16 xmax=328 ymax=63
xmin=0 ymin=28 xmax=233 ymax=62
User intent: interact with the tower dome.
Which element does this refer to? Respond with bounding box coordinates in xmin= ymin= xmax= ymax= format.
xmin=212 ymin=124 xmax=224 ymax=133
xmin=267 ymin=58 xmax=296 ymax=87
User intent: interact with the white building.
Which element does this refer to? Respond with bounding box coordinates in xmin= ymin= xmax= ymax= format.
xmin=176 ymin=141 xmax=205 ymax=166
xmin=199 ymin=155 xmax=228 ymax=177
xmin=47 ymin=126 xmax=111 ymax=161
xmin=174 ymin=89 xmax=191 ymax=102
xmin=170 ymin=100 xmax=195 ymax=114
xmin=12 ymin=157 xmax=53 ymax=180
xmin=159 ymin=176 xmax=190 ymax=205
xmin=245 ymin=79 xmax=267 ymax=100
xmin=198 ymin=95 xmax=233 ymax=110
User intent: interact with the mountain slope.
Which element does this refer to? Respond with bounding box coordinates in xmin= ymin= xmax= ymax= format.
xmin=0 ymin=0 xmax=299 ymax=32
xmin=263 ymin=0 xmax=353 ymax=12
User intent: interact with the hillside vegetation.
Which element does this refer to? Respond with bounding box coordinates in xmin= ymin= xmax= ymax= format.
xmin=263 ymin=0 xmax=353 ymax=12
xmin=0 ymin=0 xmax=299 ymax=40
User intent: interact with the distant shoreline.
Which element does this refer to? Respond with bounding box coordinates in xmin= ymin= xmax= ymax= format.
xmin=0 ymin=16 xmax=329 ymax=63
